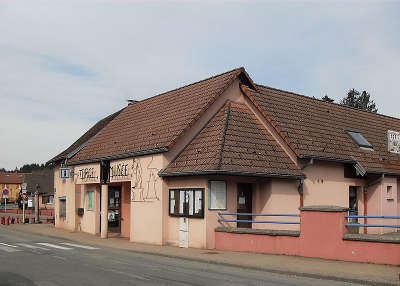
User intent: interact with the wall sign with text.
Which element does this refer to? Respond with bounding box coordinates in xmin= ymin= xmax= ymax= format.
xmin=73 ymin=163 xmax=100 ymax=184
xmin=388 ymin=130 xmax=400 ymax=154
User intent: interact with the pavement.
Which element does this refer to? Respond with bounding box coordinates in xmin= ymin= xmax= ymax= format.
xmin=5 ymin=223 xmax=400 ymax=286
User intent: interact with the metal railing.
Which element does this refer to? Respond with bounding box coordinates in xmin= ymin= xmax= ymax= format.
xmin=345 ymin=215 xmax=400 ymax=228
xmin=218 ymin=212 xmax=300 ymax=224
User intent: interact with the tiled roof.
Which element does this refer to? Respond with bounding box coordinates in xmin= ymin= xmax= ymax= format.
xmin=249 ymin=84 xmax=400 ymax=174
xmin=0 ymin=172 xmax=25 ymax=184
xmin=48 ymin=109 xmax=123 ymax=164
xmin=24 ymin=169 xmax=54 ymax=194
xmin=69 ymin=68 xmax=246 ymax=163
xmin=161 ymin=102 xmax=304 ymax=178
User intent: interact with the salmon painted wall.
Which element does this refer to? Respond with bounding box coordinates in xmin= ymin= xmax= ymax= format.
xmin=79 ymin=184 xmax=100 ymax=235
xmin=163 ymin=177 xmax=207 ymax=248
xmin=54 ymin=165 xmax=77 ymax=231
xmin=303 ymin=161 xmax=365 ymax=207
xmin=126 ymin=154 xmax=164 ymax=245
xmin=253 ymin=180 xmax=300 ymax=231
xmin=120 ymin=182 xmax=131 ymax=238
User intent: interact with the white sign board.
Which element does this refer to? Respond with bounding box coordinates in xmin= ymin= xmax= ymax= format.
xmin=388 ymin=130 xmax=400 ymax=154
xmin=60 ymin=168 xmax=71 ymax=179
xmin=27 ymin=199 xmax=33 ymax=208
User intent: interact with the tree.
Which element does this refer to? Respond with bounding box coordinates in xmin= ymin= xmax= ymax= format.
xmin=340 ymin=89 xmax=378 ymax=113
xmin=321 ymin=95 xmax=334 ymax=103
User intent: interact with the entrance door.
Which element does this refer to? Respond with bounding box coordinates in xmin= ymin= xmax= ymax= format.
xmin=349 ymin=186 xmax=358 ymax=223
xmin=237 ymin=183 xmax=252 ymax=228
xmin=108 ymin=186 xmax=121 ymax=233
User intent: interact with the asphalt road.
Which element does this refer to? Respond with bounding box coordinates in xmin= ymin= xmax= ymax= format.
xmin=0 ymin=227 xmax=362 ymax=286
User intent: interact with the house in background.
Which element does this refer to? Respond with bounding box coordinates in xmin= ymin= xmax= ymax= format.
xmin=48 ymin=67 xmax=400 ymax=250
xmin=24 ymin=169 xmax=54 ymax=210
xmin=0 ymin=172 xmax=25 ymax=203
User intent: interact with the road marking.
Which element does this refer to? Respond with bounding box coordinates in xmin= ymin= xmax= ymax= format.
xmin=0 ymin=245 xmax=20 ymax=253
xmin=36 ymin=243 xmax=72 ymax=250
xmin=16 ymin=243 xmax=49 ymax=250
xmin=59 ymin=243 xmax=99 ymax=250
xmin=0 ymin=242 xmax=18 ymax=248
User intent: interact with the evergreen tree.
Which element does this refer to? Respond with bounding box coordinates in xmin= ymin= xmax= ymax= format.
xmin=340 ymin=89 xmax=378 ymax=113
xmin=321 ymin=95 xmax=335 ymax=103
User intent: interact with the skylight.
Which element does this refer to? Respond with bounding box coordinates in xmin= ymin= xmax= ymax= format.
xmin=345 ymin=130 xmax=373 ymax=149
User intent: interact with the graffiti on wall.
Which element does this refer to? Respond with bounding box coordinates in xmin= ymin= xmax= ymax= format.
xmin=130 ymin=156 xmax=160 ymax=202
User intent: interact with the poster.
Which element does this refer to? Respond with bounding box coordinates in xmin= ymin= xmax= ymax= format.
xmin=179 ymin=191 xmax=185 ymax=214
xmin=209 ymin=181 xmax=226 ymax=209
xmin=188 ymin=191 xmax=194 ymax=215
xmin=195 ymin=191 xmax=202 ymax=214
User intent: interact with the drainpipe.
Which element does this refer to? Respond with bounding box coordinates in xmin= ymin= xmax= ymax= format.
xmin=363 ymin=173 xmax=385 ymax=234
xmin=298 ymin=159 xmax=313 ymax=208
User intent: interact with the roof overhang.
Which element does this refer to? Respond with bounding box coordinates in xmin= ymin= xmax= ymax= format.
xmin=159 ymin=170 xmax=306 ymax=180
xmin=67 ymin=147 xmax=169 ymax=166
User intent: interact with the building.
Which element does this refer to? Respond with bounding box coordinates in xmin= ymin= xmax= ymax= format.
xmin=24 ymin=169 xmax=55 ymax=210
xmin=0 ymin=172 xmax=25 ymax=203
xmin=48 ymin=67 xmax=400 ymax=250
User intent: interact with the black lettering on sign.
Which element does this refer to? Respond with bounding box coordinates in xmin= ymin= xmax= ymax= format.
xmin=110 ymin=163 xmax=129 ymax=178
xmin=77 ymin=167 xmax=98 ymax=181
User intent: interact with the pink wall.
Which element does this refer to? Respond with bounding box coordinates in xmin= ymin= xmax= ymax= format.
xmin=215 ymin=208 xmax=400 ymax=265
xmin=253 ymin=180 xmax=300 ymax=231
xmin=120 ymin=182 xmax=131 ymax=238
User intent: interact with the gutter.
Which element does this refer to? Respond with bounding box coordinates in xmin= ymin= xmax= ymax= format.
xmin=159 ymin=170 xmax=306 ymax=180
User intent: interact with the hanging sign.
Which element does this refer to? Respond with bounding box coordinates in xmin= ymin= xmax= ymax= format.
xmin=388 ymin=130 xmax=400 ymax=154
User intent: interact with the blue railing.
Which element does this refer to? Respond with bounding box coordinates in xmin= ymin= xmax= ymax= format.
xmin=345 ymin=215 xmax=400 ymax=228
xmin=218 ymin=212 xmax=300 ymax=225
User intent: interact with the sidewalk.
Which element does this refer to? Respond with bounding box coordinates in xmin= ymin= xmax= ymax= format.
xmin=5 ymin=223 xmax=400 ymax=286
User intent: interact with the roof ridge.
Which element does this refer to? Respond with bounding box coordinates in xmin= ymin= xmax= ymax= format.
xmin=255 ymin=83 xmax=400 ymax=122
xmin=133 ymin=67 xmax=244 ymax=105
xmin=217 ymin=102 xmax=232 ymax=170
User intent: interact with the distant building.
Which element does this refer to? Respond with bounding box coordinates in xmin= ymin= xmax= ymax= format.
xmin=24 ymin=169 xmax=54 ymax=209
xmin=0 ymin=172 xmax=25 ymax=202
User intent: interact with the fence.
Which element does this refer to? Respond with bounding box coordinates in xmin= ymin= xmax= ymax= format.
xmin=346 ymin=215 xmax=400 ymax=229
xmin=0 ymin=208 xmax=54 ymax=216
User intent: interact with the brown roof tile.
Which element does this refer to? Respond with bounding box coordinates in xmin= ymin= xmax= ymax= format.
xmin=161 ymin=102 xmax=303 ymax=178
xmin=69 ymin=68 xmax=245 ymax=163
xmin=250 ymin=85 xmax=400 ymax=174
xmin=0 ymin=172 xmax=25 ymax=184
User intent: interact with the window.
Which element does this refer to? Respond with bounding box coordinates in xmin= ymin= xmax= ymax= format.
xmin=59 ymin=197 xmax=66 ymax=219
xmin=345 ymin=130 xmax=373 ymax=149
xmin=87 ymin=191 xmax=94 ymax=210
xmin=208 ymin=181 xmax=227 ymax=210
xmin=169 ymin=188 xmax=204 ymax=218
xmin=42 ymin=195 xmax=54 ymax=204
xmin=386 ymin=186 xmax=393 ymax=200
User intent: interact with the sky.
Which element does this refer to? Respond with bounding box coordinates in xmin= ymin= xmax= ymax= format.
xmin=1 ymin=1 xmax=399 ymax=170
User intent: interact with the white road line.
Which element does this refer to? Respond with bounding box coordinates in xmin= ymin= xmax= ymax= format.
xmin=59 ymin=243 xmax=99 ymax=250
xmin=16 ymin=243 xmax=49 ymax=250
xmin=0 ymin=246 xmax=20 ymax=253
xmin=0 ymin=242 xmax=18 ymax=248
xmin=36 ymin=243 xmax=72 ymax=250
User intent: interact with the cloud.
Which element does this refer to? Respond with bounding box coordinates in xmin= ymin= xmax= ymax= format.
xmin=0 ymin=1 xmax=399 ymax=169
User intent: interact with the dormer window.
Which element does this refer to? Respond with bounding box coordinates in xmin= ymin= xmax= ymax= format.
xmin=345 ymin=130 xmax=373 ymax=149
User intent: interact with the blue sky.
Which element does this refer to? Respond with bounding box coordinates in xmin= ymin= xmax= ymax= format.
xmin=1 ymin=1 xmax=400 ymax=170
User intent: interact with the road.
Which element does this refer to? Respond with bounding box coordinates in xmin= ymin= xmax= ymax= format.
xmin=0 ymin=227 xmax=361 ymax=286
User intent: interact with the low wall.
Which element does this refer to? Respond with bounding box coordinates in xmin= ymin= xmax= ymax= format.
xmin=215 ymin=206 xmax=400 ymax=265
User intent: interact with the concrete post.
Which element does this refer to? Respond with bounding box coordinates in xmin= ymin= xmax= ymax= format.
xmin=101 ymin=184 xmax=108 ymax=238
xmin=34 ymin=191 xmax=39 ymax=223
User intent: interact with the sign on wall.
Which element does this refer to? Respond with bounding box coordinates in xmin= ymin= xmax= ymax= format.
xmin=73 ymin=163 xmax=100 ymax=184
xmin=387 ymin=130 xmax=400 ymax=154
xmin=60 ymin=168 xmax=71 ymax=179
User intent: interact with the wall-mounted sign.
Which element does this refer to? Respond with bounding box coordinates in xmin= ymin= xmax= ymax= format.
xmin=60 ymin=168 xmax=71 ymax=179
xmin=74 ymin=163 xmax=100 ymax=184
xmin=388 ymin=130 xmax=400 ymax=154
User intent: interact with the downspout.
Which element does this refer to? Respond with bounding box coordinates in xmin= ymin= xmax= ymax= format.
xmin=363 ymin=173 xmax=385 ymax=234
xmin=299 ymin=158 xmax=313 ymax=208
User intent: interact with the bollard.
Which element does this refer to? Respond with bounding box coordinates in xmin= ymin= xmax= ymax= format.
xmin=7 ymin=216 xmax=10 ymax=225
xmin=1 ymin=217 xmax=4 ymax=225
xmin=11 ymin=217 xmax=15 ymax=224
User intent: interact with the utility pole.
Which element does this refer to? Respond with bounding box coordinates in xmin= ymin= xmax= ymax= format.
xmin=35 ymin=184 xmax=40 ymax=223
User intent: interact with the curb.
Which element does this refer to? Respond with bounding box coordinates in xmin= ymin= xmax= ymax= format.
xmin=5 ymin=225 xmax=398 ymax=286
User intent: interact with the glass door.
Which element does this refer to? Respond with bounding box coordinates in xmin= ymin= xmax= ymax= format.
xmin=108 ymin=186 xmax=121 ymax=233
